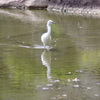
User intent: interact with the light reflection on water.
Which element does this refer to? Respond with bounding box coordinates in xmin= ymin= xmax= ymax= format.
xmin=0 ymin=9 xmax=100 ymax=100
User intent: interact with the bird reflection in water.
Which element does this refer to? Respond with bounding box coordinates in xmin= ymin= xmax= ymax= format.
xmin=41 ymin=50 xmax=52 ymax=80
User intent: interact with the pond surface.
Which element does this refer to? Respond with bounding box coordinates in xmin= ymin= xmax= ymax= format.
xmin=0 ymin=9 xmax=100 ymax=100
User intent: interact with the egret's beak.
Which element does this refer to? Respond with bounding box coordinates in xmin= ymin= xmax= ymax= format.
xmin=51 ymin=21 xmax=56 ymax=24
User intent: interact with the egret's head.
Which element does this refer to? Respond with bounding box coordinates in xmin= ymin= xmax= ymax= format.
xmin=47 ymin=20 xmax=56 ymax=25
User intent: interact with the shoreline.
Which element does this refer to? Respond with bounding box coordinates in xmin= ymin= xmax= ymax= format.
xmin=0 ymin=0 xmax=100 ymax=18
xmin=47 ymin=7 xmax=100 ymax=18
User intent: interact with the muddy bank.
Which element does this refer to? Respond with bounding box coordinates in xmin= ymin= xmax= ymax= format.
xmin=0 ymin=0 xmax=48 ymax=9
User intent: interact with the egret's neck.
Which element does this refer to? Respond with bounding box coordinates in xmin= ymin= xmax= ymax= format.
xmin=47 ymin=24 xmax=51 ymax=35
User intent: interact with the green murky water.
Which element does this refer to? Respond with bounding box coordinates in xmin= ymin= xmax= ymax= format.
xmin=0 ymin=9 xmax=100 ymax=100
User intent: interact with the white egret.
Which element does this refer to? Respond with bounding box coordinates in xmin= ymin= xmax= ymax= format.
xmin=41 ymin=20 xmax=55 ymax=49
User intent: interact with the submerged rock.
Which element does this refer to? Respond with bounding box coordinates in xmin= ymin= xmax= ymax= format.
xmin=0 ymin=0 xmax=48 ymax=9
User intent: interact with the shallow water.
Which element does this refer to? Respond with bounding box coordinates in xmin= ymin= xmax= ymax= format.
xmin=0 ymin=9 xmax=100 ymax=100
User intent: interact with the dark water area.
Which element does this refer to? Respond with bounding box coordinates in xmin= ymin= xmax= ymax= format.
xmin=0 ymin=9 xmax=100 ymax=100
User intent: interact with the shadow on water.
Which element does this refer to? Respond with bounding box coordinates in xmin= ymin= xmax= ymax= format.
xmin=0 ymin=9 xmax=100 ymax=100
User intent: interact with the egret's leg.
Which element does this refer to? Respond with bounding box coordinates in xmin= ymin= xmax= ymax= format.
xmin=44 ymin=45 xmax=49 ymax=50
xmin=43 ymin=43 xmax=46 ymax=49
xmin=44 ymin=45 xmax=46 ymax=49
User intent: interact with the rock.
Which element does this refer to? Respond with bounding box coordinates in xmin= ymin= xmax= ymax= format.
xmin=0 ymin=0 xmax=48 ymax=9
xmin=25 ymin=0 xmax=48 ymax=9
xmin=48 ymin=0 xmax=100 ymax=10
xmin=0 ymin=0 xmax=25 ymax=8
